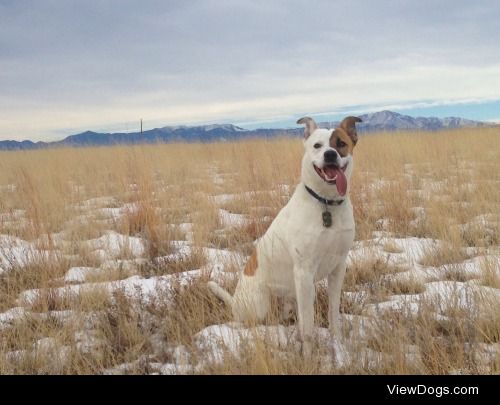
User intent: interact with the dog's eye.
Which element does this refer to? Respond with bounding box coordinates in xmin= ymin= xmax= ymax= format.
xmin=337 ymin=140 xmax=347 ymax=148
xmin=313 ymin=143 xmax=322 ymax=149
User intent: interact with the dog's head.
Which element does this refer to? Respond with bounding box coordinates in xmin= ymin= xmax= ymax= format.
xmin=297 ymin=116 xmax=362 ymax=198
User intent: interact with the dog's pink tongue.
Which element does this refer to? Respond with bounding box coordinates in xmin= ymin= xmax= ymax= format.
xmin=335 ymin=168 xmax=347 ymax=196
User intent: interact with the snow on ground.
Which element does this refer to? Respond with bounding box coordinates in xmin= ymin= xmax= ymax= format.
xmin=17 ymin=240 xmax=244 ymax=306
xmin=378 ymin=237 xmax=440 ymax=263
xmin=95 ymin=207 xmax=123 ymax=219
xmin=100 ymin=258 xmax=149 ymax=272
xmin=186 ymin=319 xmax=416 ymax=371
xmin=218 ymin=209 xmax=250 ymax=227
xmin=194 ymin=323 xmax=303 ymax=364
xmin=210 ymin=193 xmax=239 ymax=205
xmin=347 ymin=236 xmax=440 ymax=269
xmin=75 ymin=196 xmax=119 ymax=210
xmin=4 ymin=337 xmax=71 ymax=370
xmin=177 ymin=223 xmax=194 ymax=241
xmin=203 ymin=247 xmax=245 ymax=269
xmin=0 ymin=234 xmax=52 ymax=272
xmin=0 ymin=307 xmax=27 ymax=330
xmin=346 ymin=236 xmax=499 ymax=321
xmin=0 ymin=186 xmax=499 ymax=374
xmin=18 ymin=272 xmax=202 ymax=306
xmin=63 ymin=267 xmax=101 ymax=283
xmin=379 ymin=255 xmax=493 ymax=285
xmin=362 ymin=278 xmax=499 ymax=317
xmin=84 ymin=231 xmax=145 ymax=259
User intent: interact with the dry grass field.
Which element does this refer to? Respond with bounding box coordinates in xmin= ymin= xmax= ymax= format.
xmin=0 ymin=127 xmax=498 ymax=374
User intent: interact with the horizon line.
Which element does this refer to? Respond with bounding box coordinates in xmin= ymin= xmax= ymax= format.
xmin=1 ymin=108 xmax=494 ymax=143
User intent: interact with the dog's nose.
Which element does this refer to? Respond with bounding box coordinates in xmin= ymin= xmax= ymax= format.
xmin=324 ymin=150 xmax=338 ymax=163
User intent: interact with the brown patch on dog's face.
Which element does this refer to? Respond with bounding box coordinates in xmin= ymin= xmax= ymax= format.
xmin=329 ymin=129 xmax=354 ymax=157
xmin=243 ymin=249 xmax=258 ymax=276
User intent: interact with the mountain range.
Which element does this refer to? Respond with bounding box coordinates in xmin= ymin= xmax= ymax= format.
xmin=0 ymin=110 xmax=490 ymax=150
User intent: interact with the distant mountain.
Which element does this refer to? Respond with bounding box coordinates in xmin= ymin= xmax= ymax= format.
xmin=0 ymin=111 xmax=490 ymax=150
xmin=0 ymin=140 xmax=48 ymax=151
xmin=318 ymin=110 xmax=488 ymax=132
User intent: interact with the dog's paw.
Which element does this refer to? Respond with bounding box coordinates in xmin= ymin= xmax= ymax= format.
xmin=300 ymin=338 xmax=313 ymax=359
xmin=330 ymin=336 xmax=350 ymax=368
xmin=301 ymin=342 xmax=312 ymax=359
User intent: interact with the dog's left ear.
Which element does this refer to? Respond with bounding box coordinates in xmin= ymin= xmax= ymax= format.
xmin=339 ymin=116 xmax=362 ymax=145
xmin=297 ymin=117 xmax=318 ymax=140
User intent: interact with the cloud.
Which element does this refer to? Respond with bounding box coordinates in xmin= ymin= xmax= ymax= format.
xmin=1 ymin=1 xmax=500 ymax=140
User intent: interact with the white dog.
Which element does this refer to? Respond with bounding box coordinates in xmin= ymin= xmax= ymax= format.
xmin=208 ymin=116 xmax=362 ymax=356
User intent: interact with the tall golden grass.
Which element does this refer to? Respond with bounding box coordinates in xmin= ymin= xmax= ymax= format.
xmin=0 ymin=127 xmax=498 ymax=374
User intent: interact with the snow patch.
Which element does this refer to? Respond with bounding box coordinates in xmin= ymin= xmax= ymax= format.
xmin=218 ymin=209 xmax=250 ymax=227
xmin=64 ymin=267 xmax=100 ymax=283
xmin=19 ymin=271 xmax=202 ymax=305
xmin=84 ymin=231 xmax=145 ymax=259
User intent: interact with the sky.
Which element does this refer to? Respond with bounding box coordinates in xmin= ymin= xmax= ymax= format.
xmin=1 ymin=0 xmax=500 ymax=141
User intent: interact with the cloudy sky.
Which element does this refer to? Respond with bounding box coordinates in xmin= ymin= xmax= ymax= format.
xmin=1 ymin=0 xmax=500 ymax=141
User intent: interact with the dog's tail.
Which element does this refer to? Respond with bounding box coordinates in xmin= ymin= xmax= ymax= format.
xmin=208 ymin=281 xmax=233 ymax=308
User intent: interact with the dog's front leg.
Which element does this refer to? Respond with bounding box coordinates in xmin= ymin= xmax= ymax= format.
xmin=327 ymin=262 xmax=349 ymax=366
xmin=327 ymin=261 xmax=347 ymax=337
xmin=293 ymin=268 xmax=315 ymax=358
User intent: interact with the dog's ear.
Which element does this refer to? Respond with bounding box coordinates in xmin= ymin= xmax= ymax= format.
xmin=339 ymin=116 xmax=362 ymax=145
xmin=297 ymin=117 xmax=318 ymax=140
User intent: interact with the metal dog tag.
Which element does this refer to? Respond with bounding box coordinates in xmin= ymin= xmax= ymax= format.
xmin=322 ymin=210 xmax=332 ymax=228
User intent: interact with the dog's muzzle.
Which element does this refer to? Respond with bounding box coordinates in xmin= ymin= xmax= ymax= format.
xmin=313 ymin=160 xmax=348 ymax=196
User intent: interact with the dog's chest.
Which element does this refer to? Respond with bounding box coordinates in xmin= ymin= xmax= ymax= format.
xmin=285 ymin=198 xmax=355 ymax=274
xmin=312 ymin=227 xmax=354 ymax=279
xmin=259 ymin=187 xmax=355 ymax=292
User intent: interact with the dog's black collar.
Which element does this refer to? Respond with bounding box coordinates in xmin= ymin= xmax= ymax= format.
xmin=304 ymin=185 xmax=344 ymax=206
